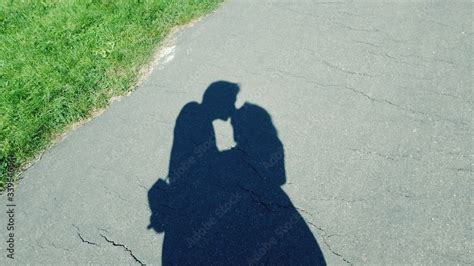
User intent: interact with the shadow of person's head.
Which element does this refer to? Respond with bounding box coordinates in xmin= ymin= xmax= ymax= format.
xmin=231 ymin=102 xmax=286 ymax=185
xmin=232 ymin=102 xmax=278 ymax=148
xmin=202 ymin=80 xmax=239 ymax=121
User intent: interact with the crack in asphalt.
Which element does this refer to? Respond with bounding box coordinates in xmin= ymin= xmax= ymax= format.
xmin=261 ymin=66 xmax=468 ymax=128
xmin=320 ymin=59 xmax=379 ymax=78
xmin=51 ymin=241 xmax=71 ymax=252
xmin=332 ymin=21 xmax=405 ymax=43
xmin=353 ymin=39 xmax=381 ymax=48
xmin=340 ymin=85 xmax=467 ymax=127
xmin=321 ymin=195 xmax=367 ymax=204
xmin=449 ymin=166 xmax=473 ymax=173
xmin=398 ymin=53 xmax=455 ymax=66
xmin=238 ymin=184 xmax=354 ymax=264
xmin=367 ymin=50 xmax=425 ymax=67
xmin=102 ymin=185 xmax=128 ymax=202
xmin=72 ymin=224 xmax=99 ymax=246
xmin=234 ymin=147 xmax=267 ymax=181
xmin=305 ymin=219 xmax=353 ymax=264
xmin=238 ymin=184 xmax=316 ymax=216
xmin=321 ymin=235 xmax=353 ymax=265
xmin=100 ymin=234 xmax=145 ymax=265
xmin=349 ymin=147 xmax=397 ymax=161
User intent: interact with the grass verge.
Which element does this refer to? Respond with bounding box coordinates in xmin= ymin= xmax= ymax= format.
xmin=0 ymin=0 xmax=222 ymax=186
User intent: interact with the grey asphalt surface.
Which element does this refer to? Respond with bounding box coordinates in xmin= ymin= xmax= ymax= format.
xmin=1 ymin=0 xmax=472 ymax=264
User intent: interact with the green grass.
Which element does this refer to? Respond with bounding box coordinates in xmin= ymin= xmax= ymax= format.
xmin=0 ymin=0 xmax=221 ymax=186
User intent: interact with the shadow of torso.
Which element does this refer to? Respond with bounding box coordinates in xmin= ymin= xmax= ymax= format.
xmin=148 ymin=101 xmax=326 ymax=265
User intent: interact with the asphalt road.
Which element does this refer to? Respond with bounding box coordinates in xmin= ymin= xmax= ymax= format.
xmin=1 ymin=0 xmax=472 ymax=264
